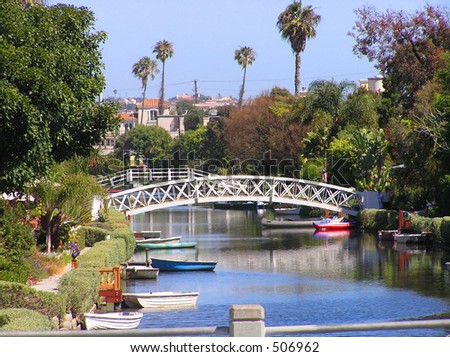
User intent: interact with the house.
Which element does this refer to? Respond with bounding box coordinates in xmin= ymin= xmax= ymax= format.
xmin=99 ymin=96 xmax=236 ymax=154
xmin=359 ymin=75 xmax=384 ymax=93
xmin=136 ymin=99 xmax=170 ymax=125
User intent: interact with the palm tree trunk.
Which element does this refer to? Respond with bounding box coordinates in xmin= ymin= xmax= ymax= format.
xmin=239 ymin=67 xmax=247 ymax=108
xmin=159 ymin=62 xmax=165 ymax=115
xmin=140 ymin=88 xmax=146 ymax=125
xmin=295 ymin=52 xmax=301 ymax=96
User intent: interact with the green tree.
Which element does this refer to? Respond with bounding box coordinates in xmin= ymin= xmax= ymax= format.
xmin=29 ymin=159 xmax=106 ymax=253
xmin=277 ymin=1 xmax=321 ymax=96
xmin=172 ymin=126 xmax=208 ymax=167
xmin=184 ymin=108 xmax=204 ymax=131
xmin=114 ymin=126 xmax=173 ymax=166
xmin=132 ymin=56 xmax=159 ymax=125
xmin=153 ymin=40 xmax=174 ymax=115
xmin=234 ymin=46 xmax=256 ymax=108
xmin=0 ymin=1 xmax=120 ymax=193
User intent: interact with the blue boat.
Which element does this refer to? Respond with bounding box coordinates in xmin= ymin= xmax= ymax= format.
xmin=136 ymin=242 xmax=197 ymax=250
xmin=149 ymin=257 xmax=217 ymax=271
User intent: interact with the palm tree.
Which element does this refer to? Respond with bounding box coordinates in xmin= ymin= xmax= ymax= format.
xmin=234 ymin=46 xmax=256 ymax=108
xmin=132 ymin=56 xmax=159 ymax=125
xmin=277 ymin=1 xmax=321 ymax=96
xmin=30 ymin=160 xmax=106 ymax=253
xmin=153 ymin=40 xmax=174 ymax=115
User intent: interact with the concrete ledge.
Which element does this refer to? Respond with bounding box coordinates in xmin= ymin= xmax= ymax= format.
xmin=229 ymin=305 xmax=265 ymax=337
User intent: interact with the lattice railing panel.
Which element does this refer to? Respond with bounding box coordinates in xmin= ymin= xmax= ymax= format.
xmin=107 ymin=176 xmax=362 ymax=215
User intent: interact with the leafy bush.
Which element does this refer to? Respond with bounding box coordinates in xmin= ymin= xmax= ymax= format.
xmin=0 ymin=282 xmax=61 ymax=318
xmin=0 ymin=308 xmax=56 ymax=331
xmin=111 ymin=229 xmax=136 ymax=258
xmin=78 ymin=226 xmax=110 ymax=247
xmin=78 ymin=239 xmax=127 ymax=269
xmin=58 ymin=269 xmax=101 ymax=317
xmin=360 ymin=209 xmax=398 ymax=231
xmin=409 ymin=215 xmax=450 ymax=245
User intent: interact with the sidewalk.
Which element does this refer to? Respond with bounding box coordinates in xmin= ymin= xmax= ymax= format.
xmin=32 ymin=248 xmax=90 ymax=293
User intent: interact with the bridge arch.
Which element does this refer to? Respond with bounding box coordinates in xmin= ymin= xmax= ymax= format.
xmin=106 ymin=175 xmax=363 ymax=216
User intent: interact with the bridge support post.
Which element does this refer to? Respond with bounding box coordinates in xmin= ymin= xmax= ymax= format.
xmin=229 ymin=305 xmax=265 ymax=337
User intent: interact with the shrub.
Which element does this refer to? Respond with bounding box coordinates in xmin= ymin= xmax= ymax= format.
xmin=78 ymin=226 xmax=110 ymax=247
xmin=78 ymin=238 xmax=127 ymax=269
xmin=360 ymin=209 xmax=398 ymax=231
xmin=0 ymin=282 xmax=61 ymax=318
xmin=111 ymin=228 xmax=136 ymax=259
xmin=0 ymin=308 xmax=56 ymax=331
xmin=58 ymin=269 xmax=101 ymax=317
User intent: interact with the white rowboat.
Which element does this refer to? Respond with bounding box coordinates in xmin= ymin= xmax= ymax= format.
xmin=122 ymin=291 xmax=199 ymax=309
xmin=84 ymin=311 xmax=143 ymax=330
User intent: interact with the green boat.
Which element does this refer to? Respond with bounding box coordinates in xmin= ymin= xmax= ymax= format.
xmin=136 ymin=241 xmax=197 ymax=250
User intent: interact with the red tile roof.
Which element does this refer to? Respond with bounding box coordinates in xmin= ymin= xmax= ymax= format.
xmin=137 ymin=99 xmax=169 ymax=108
xmin=116 ymin=113 xmax=137 ymax=122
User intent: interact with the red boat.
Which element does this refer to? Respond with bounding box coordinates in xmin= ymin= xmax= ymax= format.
xmin=312 ymin=218 xmax=357 ymax=230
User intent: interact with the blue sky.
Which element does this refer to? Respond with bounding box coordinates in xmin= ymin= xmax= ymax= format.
xmin=58 ymin=0 xmax=449 ymax=100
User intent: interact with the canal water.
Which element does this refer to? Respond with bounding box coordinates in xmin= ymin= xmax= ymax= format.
xmin=127 ymin=205 xmax=450 ymax=336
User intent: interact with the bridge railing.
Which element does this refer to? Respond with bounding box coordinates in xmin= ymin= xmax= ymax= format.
xmin=97 ymin=167 xmax=210 ymax=189
xmin=1 ymin=304 xmax=449 ymax=337
xmin=107 ymin=175 xmax=363 ymax=216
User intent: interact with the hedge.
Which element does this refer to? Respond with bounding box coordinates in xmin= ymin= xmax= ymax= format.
xmin=359 ymin=209 xmax=398 ymax=231
xmin=58 ymin=269 xmax=101 ymax=317
xmin=0 ymin=282 xmax=61 ymax=318
xmin=410 ymin=215 xmax=450 ymax=245
xmin=0 ymin=205 xmax=135 ymax=330
xmin=0 ymin=308 xmax=56 ymax=331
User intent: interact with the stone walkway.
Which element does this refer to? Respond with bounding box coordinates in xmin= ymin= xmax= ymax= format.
xmin=32 ymin=248 xmax=90 ymax=293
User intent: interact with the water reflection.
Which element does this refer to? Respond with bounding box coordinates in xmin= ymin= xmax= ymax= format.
xmin=130 ymin=205 xmax=450 ymax=335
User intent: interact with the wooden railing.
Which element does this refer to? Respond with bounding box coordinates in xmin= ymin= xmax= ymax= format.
xmin=98 ymin=265 xmax=122 ymax=303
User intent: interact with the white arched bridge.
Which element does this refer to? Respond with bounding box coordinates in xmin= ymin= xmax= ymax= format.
xmin=105 ymin=173 xmax=364 ymax=216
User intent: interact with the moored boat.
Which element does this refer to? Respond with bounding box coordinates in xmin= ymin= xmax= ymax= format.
xmin=84 ymin=311 xmax=143 ymax=330
xmin=134 ymin=230 xmax=161 ymax=240
xmin=273 ymin=206 xmax=300 ymax=215
xmin=213 ymin=201 xmax=257 ymax=210
xmin=394 ymin=231 xmax=432 ymax=244
xmin=121 ymin=264 xmax=159 ymax=280
xmin=312 ymin=218 xmax=357 ymax=230
xmin=136 ymin=236 xmax=181 ymax=244
xmin=122 ymin=291 xmax=199 ymax=309
xmin=261 ymin=216 xmax=323 ymax=228
xmin=135 ymin=241 xmax=197 ymax=250
xmin=150 ymin=257 xmax=217 ymax=271
xmin=377 ymin=229 xmax=398 ymax=241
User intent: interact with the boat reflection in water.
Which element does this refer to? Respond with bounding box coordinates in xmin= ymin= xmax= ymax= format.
xmin=313 ymin=229 xmax=354 ymax=240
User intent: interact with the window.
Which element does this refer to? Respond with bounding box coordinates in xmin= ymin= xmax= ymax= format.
xmin=147 ymin=110 xmax=158 ymax=123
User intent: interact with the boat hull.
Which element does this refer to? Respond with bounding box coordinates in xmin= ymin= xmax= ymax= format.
xmin=378 ymin=230 xmax=397 ymax=241
xmin=136 ymin=242 xmax=197 ymax=250
xmin=84 ymin=312 xmax=142 ymax=330
xmin=136 ymin=236 xmax=181 ymax=244
xmin=134 ymin=231 xmax=161 ymax=239
xmin=313 ymin=222 xmax=356 ymax=230
xmin=150 ymin=257 xmax=217 ymax=271
xmin=261 ymin=217 xmax=322 ymax=228
xmin=122 ymin=265 xmax=159 ymax=280
xmin=122 ymin=292 xmax=199 ymax=309
xmin=394 ymin=232 xmax=432 ymax=244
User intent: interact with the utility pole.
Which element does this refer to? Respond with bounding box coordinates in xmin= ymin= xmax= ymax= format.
xmin=193 ymin=80 xmax=199 ymax=103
